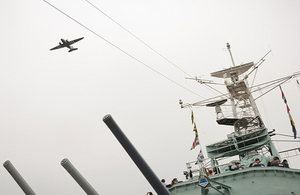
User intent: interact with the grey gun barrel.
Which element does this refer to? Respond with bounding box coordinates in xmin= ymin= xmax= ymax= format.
xmin=61 ymin=158 xmax=99 ymax=195
xmin=3 ymin=160 xmax=36 ymax=195
xmin=103 ymin=114 xmax=170 ymax=195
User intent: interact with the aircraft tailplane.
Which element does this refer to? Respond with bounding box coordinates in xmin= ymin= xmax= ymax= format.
xmin=68 ymin=48 xmax=78 ymax=52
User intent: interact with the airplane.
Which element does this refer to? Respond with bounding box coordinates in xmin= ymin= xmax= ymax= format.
xmin=50 ymin=37 xmax=84 ymax=52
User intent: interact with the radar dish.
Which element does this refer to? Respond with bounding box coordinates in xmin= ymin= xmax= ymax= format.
xmin=206 ymin=99 xmax=227 ymax=107
xmin=210 ymin=62 xmax=254 ymax=78
xmin=234 ymin=117 xmax=262 ymax=134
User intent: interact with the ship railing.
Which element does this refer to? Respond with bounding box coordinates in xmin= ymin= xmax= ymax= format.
xmin=215 ymin=104 xmax=259 ymax=122
xmin=185 ymin=157 xmax=235 ymax=180
xmin=279 ymin=147 xmax=300 ymax=160
xmin=185 ymin=152 xmax=298 ymax=181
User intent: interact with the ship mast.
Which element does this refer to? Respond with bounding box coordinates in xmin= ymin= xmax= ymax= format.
xmin=220 ymin=43 xmax=262 ymax=123
xmin=227 ymin=43 xmax=236 ymax=67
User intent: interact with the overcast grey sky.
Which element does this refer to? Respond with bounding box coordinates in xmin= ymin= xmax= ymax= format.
xmin=1 ymin=0 xmax=300 ymax=194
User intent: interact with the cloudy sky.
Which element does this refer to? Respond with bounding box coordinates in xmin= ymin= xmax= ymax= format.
xmin=1 ymin=0 xmax=300 ymax=194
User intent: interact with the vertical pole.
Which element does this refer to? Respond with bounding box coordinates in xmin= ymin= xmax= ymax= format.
xmin=3 ymin=160 xmax=36 ymax=195
xmin=227 ymin=43 xmax=235 ymax=67
xmin=61 ymin=158 xmax=99 ymax=195
xmin=103 ymin=114 xmax=170 ymax=195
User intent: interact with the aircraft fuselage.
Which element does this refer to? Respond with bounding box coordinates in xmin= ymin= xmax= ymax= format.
xmin=59 ymin=39 xmax=70 ymax=47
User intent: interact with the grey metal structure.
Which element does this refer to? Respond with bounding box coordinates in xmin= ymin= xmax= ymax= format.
xmin=103 ymin=114 xmax=170 ymax=195
xmin=176 ymin=44 xmax=300 ymax=195
xmin=61 ymin=158 xmax=99 ymax=195
xmin=3 ymin=160 xmax=36 ymax=195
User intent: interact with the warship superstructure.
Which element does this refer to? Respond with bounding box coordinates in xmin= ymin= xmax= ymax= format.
xmin=173 ymin=43 xmax=300 ymax=195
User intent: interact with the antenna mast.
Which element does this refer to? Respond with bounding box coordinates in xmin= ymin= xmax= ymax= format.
xmin=227 ymin=43 xmax=236 ymax=67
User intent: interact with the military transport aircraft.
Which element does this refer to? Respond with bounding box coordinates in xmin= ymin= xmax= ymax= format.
xmin=50 ymin=37 xmax=84 ymax=52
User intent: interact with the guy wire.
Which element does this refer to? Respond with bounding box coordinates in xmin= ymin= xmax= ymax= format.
xmin=85 ymin=0 xmax=193 ymax=78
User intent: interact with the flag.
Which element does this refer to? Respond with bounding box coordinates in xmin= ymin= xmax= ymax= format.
xmin=280 ymin=86 xmax=297 ymax=139
xmin=288 ymin=113 xmax=297 ymax=139
xmin=189 ymin=111 xmax=205 ymax=158
xmin=190 ymin=136 xmax=199 ymax=150
xmin=198 ymin=149 xmax=205 ymax=160
xmin=190 ymin=124 xmax=200 ymax=150
xmin=193 ymin=123 xmax=198 ymax=136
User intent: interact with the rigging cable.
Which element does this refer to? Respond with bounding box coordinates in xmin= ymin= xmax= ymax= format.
xmin=295 ymin=74 xmax=300 ymax=92
xmin=43 ymin=0 xmax=205 ymax=99
xmin=253 ymin=77 xmax=291 ymax=101
xmin=258 ymin=88 xmax=281 ymax=151
xmin=275 ymin=133 xmax=300 ymax=139
xmin=85 ymin=0 xmax=225 ymax=98
xmin=259 ymin=88 xmax=273 ymax=129
xmin=85 ymin=0 xmax=221 ymax=98
xmin=250 ymin=65 xmax=259 ymax=89
xmin=85 ymin=0 xmax=232 ymax=99
xmin=85 ymin=0 xmax=193 ymax=78
xmin=203 ymin=83 xmax=224 ymax=95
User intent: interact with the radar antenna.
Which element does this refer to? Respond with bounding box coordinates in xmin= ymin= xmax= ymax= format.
xmin=234 ymin=116 xmax=264 ymax=135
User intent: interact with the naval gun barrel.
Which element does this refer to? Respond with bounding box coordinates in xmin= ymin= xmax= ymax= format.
xmin=3 ymin=160 xmax=36 ymax=195
xmin=103 ymin=114 xmax=170 ymax=195
xmin=61 ymin=158 xmax=99 ymax=195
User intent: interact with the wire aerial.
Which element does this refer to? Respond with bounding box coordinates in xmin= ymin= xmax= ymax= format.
xmin=43 ymin=0 xmax=205 ymax=99
xmin=85 ymin=0 xmax=226 ymax=97
xmin=85 ymin=0 xmax=193 ymax=78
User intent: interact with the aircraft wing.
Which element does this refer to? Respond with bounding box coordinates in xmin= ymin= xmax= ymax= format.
xmin=50 ymin=45 xmax=64 ymax=51
xmin=68 ymin=37 xmax=84 ymax=45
